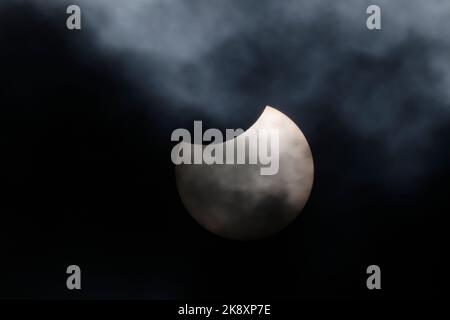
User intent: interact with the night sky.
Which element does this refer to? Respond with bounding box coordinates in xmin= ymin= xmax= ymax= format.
xmin=0 ymin=0 xmax=445 ymax=299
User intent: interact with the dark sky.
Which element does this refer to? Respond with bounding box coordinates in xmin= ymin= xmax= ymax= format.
xmin=0 ymin=0 xmax=445 ymax=299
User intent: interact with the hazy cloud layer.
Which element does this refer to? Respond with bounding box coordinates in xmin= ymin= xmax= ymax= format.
xmin=58 ymin=0 xmax=450 ymax=117
xmin=8 ymin=0 xmax=450 ymax=189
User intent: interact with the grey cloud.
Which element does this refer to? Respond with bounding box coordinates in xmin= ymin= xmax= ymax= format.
xmin=29 ymin=1 xmax=450 ymax=119
xmin=13 ymin=0 xmax=450 ymax=188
